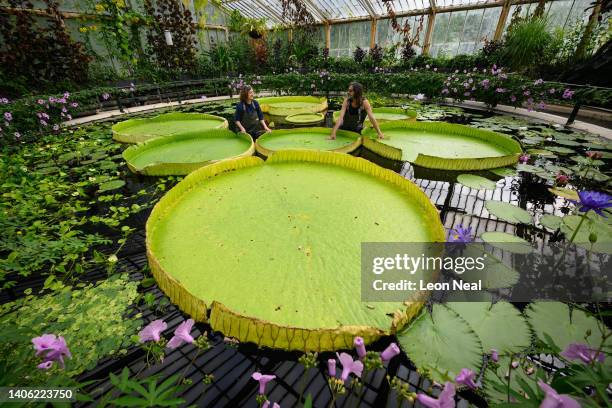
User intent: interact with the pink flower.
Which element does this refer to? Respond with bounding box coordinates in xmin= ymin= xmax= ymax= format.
xmin=3 ymin=112 xmax=12 ymax=121
xmin=455 ymin=368 xmax=479 ymax=389
xmin=354 ymin=337 xmax=366 ymax=360
xmin=37 ymin=99 xmax=45 ymax=105
xmin=336 ymin=352 xmax=363 ymax=381
xmin=495 ymin=88 xmax=505 ymax=93
xmin=102 ymin=93 xmax=111 ymax=100
xmin=490 ymin=349 xmax=499 ymax=362
xmin=562 ymin=89 xmax=574 ymax=99
xmin=138 ymin=319 xmax=167 ymax=343
xmin=519 ymin=154 xmax=530 ymax=164
xmin=510 ymin=95 xmax=517 ymax=102
xmin=416 ymin=382 xmax=456 ymax=408
xmin=534 ymin=79 xmax=544 ymax=85
xmin=328 ymin=358 xmax=336 ymax=377
xmin=262 ymin=402 xmax=280 ymax=408
xmin=381 ymin=343 xmax=401 ymax=362
xmin=252 ymin=372 xmax=276 ymax=395
xmin=586 ymin=151 xmax=603 ymax=160
xmin=32 ymin=334 xmax=71 ymax=369
xmin=560 ymin=343 xmax=605 ymax=364
xmin=538 ymin=381 xmax=580 ymax=408
xmin=167 ymin=319 xmax=196 ymax=349
xmin=53 ymin=124 xmax=59 ymax=131
xmin=70 ymin=102 xmax=78 ymax=108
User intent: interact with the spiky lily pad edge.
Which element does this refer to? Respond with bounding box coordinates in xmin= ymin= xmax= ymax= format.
xmin=363 ymin=121 xmax=523 ymax=171
xmin=146 ymin=150 xmax=446 ymax=351
xmin=122 ymin=130 xmax=254 ymax=176
xmin=111 ymin=112 xmax=229 ymax=144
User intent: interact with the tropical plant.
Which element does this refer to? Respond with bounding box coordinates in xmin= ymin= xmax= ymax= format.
xmin=502 ymin=16 xmax=552 ymax=72
xmin=353 ymin=46 xmax=366 ymax=63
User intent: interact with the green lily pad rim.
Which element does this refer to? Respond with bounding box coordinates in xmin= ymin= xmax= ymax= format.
xmin=145 ymin=150 xmax=446 ymax=351
xmin=111 ymin=112 xmax=229 ymax=144
xmin=362 ymin=121 xmax=523 ymax=171
xmin=122 ymin=129 xmax=255 ymax=176
xmin=284 ymin=112 xmax=325 ymax=124
xmin=255 ymin=127 xmax=361 ymax=157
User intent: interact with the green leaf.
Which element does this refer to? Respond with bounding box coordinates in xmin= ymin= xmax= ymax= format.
xmin=560 ymin=214 xmax=612 ymax=254
xmin=526 ymin=302 xmax=609 ymax=351
xmin=527 ymin=149 xmax=555 ymax=157
xmin=448 ymin=302 xmax=531 ymax=355
xmin=539 ymin=214 xmax=563 ymax=230
xmin=485 ymin=201 xmax=533 ymax=225
xmin=548 ymin=187 xmax=579 ymax=201
xmin=456 ymin=174 xmax=497 ymax=190
xmin=99 ymin=180 xmax=126 ymax=192
xmin=397 ymin=304 xmax=482 ymax=383
xmin=480 ymin=232 xmax=533 ymax=254
xmin=490 ymin=167 xmax=517 ymax=177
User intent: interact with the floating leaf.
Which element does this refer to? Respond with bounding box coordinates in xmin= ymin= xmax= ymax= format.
xmin=485 ymin=201 xmax=533 ymax=225
xmin=480 ymin=232 xmax=533 ymax=254
xmin=397 ymin=304 xmax=482 ymax=383
xmin=527 ymin=149 xmax=555 ymax=156
xmin=539 ymin=214 xmax=563 ymax=230
xmin=555 ymin=139 xmax=581 ymax=146
xmin=549 ymin=187 xmax=579 ymax=201
xmin=560 ymin=214 xmax=612 ymax=254
xmin=449 ymin=302 xmax=531 ymax=354
xmin=490 ymin=167 xmax=517 ymax=177
xmin=457 ymin=174 xmax=497 ymax=190
xmin=526 ymin=302 xmax=609 ymax=350
xmin=545 ymin=146 xmax=575 ymax=154
xmin=98 ymin=180 xmax=126 ymax=192
xmin=516 ymin=164 xmax=540 ymax=173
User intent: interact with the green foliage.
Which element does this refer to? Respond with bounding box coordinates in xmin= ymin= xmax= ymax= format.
xmin=105 ymin=368 xmax=186 ymax=407
xmin=502 ymin=17 xmax=552 ymax=72
xmin=0 ymin=274 xmax=141 ymax=385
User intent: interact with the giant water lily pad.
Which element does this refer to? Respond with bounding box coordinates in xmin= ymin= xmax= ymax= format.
xmin=123 ymin=130 xmax=254 ymax=176
xmin=112 ymin=112 xmax=228 ymax=143
xmin=258 ymin=96 xmax=327 ymax=117
xmin=285 ymin=113 xmax=325 ymax=125
xmin=255 ymin=128 xmax=360 ymax=157
xmin=363 ymin=122 xmax=522 ymax=171
xmin=146 ymin=151 xmax=445 ymax=351
xmin=333 ymin=107 xmax=417 ymax=127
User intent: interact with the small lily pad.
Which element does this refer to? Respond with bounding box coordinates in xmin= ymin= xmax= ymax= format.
xmin=485 ymin=201 xmax=533 ymax=225
xmin=98 ymin=180 xmax=126 ymax=192
xmin=549 ymin=187 xmax=579 ymax=201
xmin=480 ymin=232 xmax=533 ymax=254
xmin=457 ymin=174 xmax=497 ymax=190
xmin=545 ymin=146 xmax=575 ymax=155
xmin=540 ymin=214 xmax=563 ymax=230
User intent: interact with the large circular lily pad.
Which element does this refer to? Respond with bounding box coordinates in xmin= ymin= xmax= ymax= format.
xmin=112 ymin=112 xmax=228 ymax=144
xmin=333 ymin=107 xmax=417 ymax=127
xmin=285 ymin=113 xmax=325 ymax=125
xmin=255 ymin=127 xmax=361 ymax=157
xmin=363 ymin=121 xmax=523 ymax=170
xmin=146 ymin=151 xmax=445 ymax=351
xmin=122 ymin=130 xmax=254 ymax=176
xmin=257 ymin=96 xmax=328 ymax=117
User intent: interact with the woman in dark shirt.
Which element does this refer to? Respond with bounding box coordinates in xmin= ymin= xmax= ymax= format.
xmin=330 ymin=82 xmax=384 ymax=139
xmin=234 ymin=85 xmax=271 ymax=140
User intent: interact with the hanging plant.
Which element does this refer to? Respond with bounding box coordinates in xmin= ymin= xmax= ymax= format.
xmin=281 ymin=0 xmax=316 ymax=30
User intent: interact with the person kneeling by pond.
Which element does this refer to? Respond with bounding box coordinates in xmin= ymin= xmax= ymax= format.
xmin=234 ymin=85 xmax=272 ymax=140
xmin=330 ymin=81 xmax=385 ymax=139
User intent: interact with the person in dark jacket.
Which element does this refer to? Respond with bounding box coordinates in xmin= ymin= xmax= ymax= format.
xmin=234 ymin=85 xmax=271 ymax=140
xmin=330 ymin=82 xmax=384 ymax=139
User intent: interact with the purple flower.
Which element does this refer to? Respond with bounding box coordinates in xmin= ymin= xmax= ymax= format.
xmin=523 ymin=90 xmax=531 ymax=96
xmin=381 ymin=343 xmax=400 ymax=362
xmin=549 ymin=88 xmax=556 ymax=94
xmin=262 ymin=402 xmax=280 ymax=408
xmin=561 ymin=343 xmax=605 ymax=364
xmin=519 ymin=153 xmax=530 ymax=164
xmin=354 ymin=337 xmax=366 ymax=360
xmin=538 ymin=101 xmax=546 ymax=110
xmin=534 ymin=79 xmax=544 ymax=85
xmin=63 ymin=92 xmax=70 ymax=99
xmin=481 ymin=79 xmax=490 ymax=89
xmin=252 ymin=372 xmax=276 ymax=395
xmin=495 ymin=88 xmax=505 ymax=93
xmin=538 ymin=381 xmax=580 ymax=408
xmin=555 ymin=173 xmax=569 ymax=185
xmin=32 ymin=334 xmax=71 ymax=369
xmin=336 ymin=352 xmax=363 ymax=382
xmin=37 ymin=99 xmax=45 ymax=105
xmin=53 ymin=124 xmax=59 ymax=131
xmin=569 ymin=191 xmax=612 ymax=217
xmin=70 ymin=102 xmax=78 ymax=108
xmin=14 ymin=131 xmax=21 ymax=139
xmin=490 ymin=349 xmax=499 ymax=362
xmin=441 ymin=88 xmax=449 ymax=95
xmin=328 ymin=358 xmax=336 ymax=377
xmin=40 ymin=120 xmax=48 ymax=127
xmin=0 ymin=97 xmax=9 ymax=104
xmin=455 ymin=368 xmax=479 ymax=389
xmin=562 ymin=89 xmax=574 ymax=99
xmin=138 ymin=319 xmax=167 ymax=343
xmin=416 ymin=382 xmax=456 ymax=408
xmin=167 ymin=319 xmax=196 ymax=349
xmin=510 ymin=95 xmax=517 ymax=102
xmin=449 ymin=225 xmax=473 ymax=243
xmin=102 ymin=92 xmax=111 ymax=100
xmin=67 ymin=114 xmax=72 ymax=120
xmin=4 ymin=112 xmax=12 ymax=121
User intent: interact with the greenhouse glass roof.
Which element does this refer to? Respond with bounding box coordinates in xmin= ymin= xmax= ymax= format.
xmin=221 ymin=0 xmax=498 ymax=24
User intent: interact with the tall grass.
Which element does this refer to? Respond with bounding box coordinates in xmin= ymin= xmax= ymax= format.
xmin=503 ymin=17 xmax=552 ymax=72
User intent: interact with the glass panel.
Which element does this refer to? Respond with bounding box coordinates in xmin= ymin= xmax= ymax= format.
xmin=329 ymin=20 xmax=371 ymax=57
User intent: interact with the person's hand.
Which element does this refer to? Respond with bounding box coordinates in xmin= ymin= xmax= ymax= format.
xmin=240 ymin=129 xmax=248 ymax=134
xmin=264 ymin=127 xmax=272 ymax=133
xmin=377 ymin=132 xmax=385 ymax=140
xmin=328 ymin=132 xmax=337 ymax=140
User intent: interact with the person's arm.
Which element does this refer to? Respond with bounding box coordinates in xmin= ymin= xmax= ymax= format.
xmin=256 ymin=101 xmax=271 ymax=132
xmin=234 ymin=104 xmax=247 ymax=133
xmin=329 ymin=98 xmax=348 ymax=140
xmin=364 ymin=100 xmax=384 ymax=139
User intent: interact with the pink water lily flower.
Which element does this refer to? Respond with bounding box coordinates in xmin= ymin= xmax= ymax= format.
xmin=328 ymin=358 xmax=336 ymax=377
xmin=416 ymin=381 xmax=456 ymax=408
xmin=455 ymin=368 xmax=479 ymax=389
xmin=262 ymin=401 xmax=281 ymax=408
xmin=138 ymin=319 xmax=167 ymax=343
xmin=538 ymin=381 xmax=580 ymax=408
xmin=560 ymin=343 xmax=605 ymax=364
xmin=252 ymin=372 xmax=276 ymax=395
xmin=167 ymin=319 xmax=196 ymax=349
xmin=336 ymin=352 xmax=363 ymax=381
xmin=381 ymin=343 xmax=401 ymax=363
